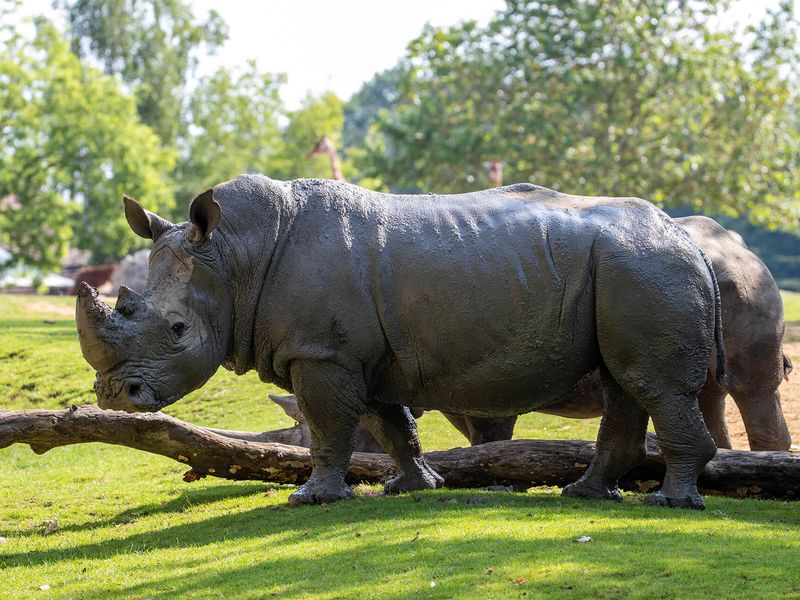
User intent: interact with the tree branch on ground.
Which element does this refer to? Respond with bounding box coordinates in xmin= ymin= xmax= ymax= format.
xmin=1 ymin=406 xmax=797 ymax=500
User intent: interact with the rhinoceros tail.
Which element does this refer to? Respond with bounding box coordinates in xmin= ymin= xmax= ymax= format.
xmin=784 ymin=353 xmax=793 ymax=381
xmin=699 ymin=249 xmax=726 ymax=384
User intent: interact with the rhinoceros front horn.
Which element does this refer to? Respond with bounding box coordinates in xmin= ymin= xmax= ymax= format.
xmin=75 ymin=282 xmax=123 ymax=372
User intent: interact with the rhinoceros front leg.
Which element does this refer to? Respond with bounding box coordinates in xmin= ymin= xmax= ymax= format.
xmin=731 ymin=387 xmax=792 ymax=451
xmin=697 ymin=379 xmax=732 ymax=449
xmin=361 ymin=404 xmax=444 ymax=494
xmin=562 ymin=371 xmax=649 ymax=501
xmin=287 ymin=360 xmax=366 ymax=506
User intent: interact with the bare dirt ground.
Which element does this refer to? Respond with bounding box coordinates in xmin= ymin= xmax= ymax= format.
xmin=725 ymin=324 xmax=800 ymax=450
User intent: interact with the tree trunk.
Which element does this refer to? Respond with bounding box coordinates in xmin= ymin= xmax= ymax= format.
xmin=0 ymin=406 xmax=797 ymax=500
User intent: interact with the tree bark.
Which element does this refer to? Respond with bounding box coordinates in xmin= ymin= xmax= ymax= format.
xmin=0 ymin=406 xmax=797 ymax=500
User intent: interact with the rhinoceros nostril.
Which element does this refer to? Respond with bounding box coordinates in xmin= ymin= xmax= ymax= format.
xmin=128 ymin=383 xmax=141 ymax=398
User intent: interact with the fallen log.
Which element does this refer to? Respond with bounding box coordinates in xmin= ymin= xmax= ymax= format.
xmin=0 ymin=405 xmax=797 ymax=500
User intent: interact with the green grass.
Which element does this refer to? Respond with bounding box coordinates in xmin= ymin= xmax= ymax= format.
xmin=1 ymin=294 xmax=799 ymax=599
xmin=783 ymin=290 xmax=800 ymax=323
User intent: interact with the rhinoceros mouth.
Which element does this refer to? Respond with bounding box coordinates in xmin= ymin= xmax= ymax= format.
xmin=94 ymin=375 xmax=176 ymax=413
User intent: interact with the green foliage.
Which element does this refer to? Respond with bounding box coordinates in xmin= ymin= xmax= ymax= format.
xmin=273 ymin=92 xmax=348 ymax=180
xmin=1 ymin=295 xmax=800 ymax=598
xmin=0 ymin=18 xmax=175 ymax=268
xmin=173 ymin=63 xmax=286 ymax=209
xmin=783 ymin=290 xmax=800 ymax=323
xmin=58 ymin=0 xmax=229 ymax=147
xmin=343 ymin=66 xmax=405 ymax=154
xmin=172 ymin=75 xmax=350 ymax=208
xmin=357 ymin=0 xmax=800 ymax=230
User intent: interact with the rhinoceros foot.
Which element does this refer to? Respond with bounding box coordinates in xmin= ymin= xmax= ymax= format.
xmin=384 ymin=460 xmax=444 ymax=495
xmin=643 ymin=490 xmax=706 ymax=510
xmin=288 ymin=476 xmax=355 ymax=507
xmin=561 ymin=478 xmax=623 ymax=502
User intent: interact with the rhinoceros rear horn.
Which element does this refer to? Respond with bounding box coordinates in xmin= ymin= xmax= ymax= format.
xmin=188 ymin=188 xmax=221 ymax=244
xmin=124 ymin=195 xmax=173 ymax=240
xmin=75 ymin=282 xmax=122 ymax=372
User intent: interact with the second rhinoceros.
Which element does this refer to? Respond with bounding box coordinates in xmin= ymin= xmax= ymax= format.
xmin=76 ymin=175 xmax=725 ymax=509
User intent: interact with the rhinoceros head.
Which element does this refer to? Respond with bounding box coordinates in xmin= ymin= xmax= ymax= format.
xmin=76 ymin=190 xmax=232 ymax=412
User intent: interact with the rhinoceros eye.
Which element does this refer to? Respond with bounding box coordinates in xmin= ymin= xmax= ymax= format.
xmin=170 ymin=322 xmax=187 ymax=339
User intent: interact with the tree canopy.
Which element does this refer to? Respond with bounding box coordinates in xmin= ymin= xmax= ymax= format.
xmin=173 ymin=62 xmax=286 ymax=208
xmin=0 ymin=18 xmax=174 ymax=268
xmin=57 ymin=0 xmax=228 ymax=147
xmin=275 ymin=92 xmax=348 ymax=181
xmin=1 ymin=0 xmax=799 ymax=275
xmin=355 ymin=0 xmax=800 ymax=229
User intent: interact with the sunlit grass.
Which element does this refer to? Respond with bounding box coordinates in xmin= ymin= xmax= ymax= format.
xmin=783 ymin=290 xmax=800 ymax=323
xmin=1 ymin=294 xmax=799 ymax=599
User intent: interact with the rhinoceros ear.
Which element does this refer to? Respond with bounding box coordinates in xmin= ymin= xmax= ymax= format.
xmin=187 ymin=188 xmax=221 ymax=244
xmin=124 ymin=195 xmax=172 ymax=240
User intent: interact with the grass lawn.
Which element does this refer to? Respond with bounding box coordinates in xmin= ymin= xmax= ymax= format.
xmin=783 ymin=290 xmax=800 ymax=323
xmin=1 ymin=294 xmax=799 ymax=599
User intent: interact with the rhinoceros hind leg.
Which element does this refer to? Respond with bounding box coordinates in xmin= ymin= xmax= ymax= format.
xmin=287 ymin=360 xmax=366 ymax=506
xmin=384 ymin=461 xmax=444 ymax=495
xmin=643 ymin=490 xmax=705 ymax=510
xmin=562 ymin=371 xmax=648 ymax=502
xmin=641 ymin=394 xmax=716 ymax=510
xmin=362 ymin=403 xmax=444 ymax=494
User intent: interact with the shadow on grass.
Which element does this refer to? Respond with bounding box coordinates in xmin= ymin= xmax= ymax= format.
xmin=1 ymin=488 xmax=798 ymax=598
xmin=0 ymin=482 xmax=273 ymax=539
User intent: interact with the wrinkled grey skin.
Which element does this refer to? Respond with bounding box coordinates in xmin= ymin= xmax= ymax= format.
xmin=77 ymin=175 xmax=724 ymax=509
xmin=404 ymin=216 xmax=793 ymax=452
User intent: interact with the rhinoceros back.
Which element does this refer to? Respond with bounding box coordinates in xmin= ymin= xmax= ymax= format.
xmin=243 ymin=177 xmax=701 ymax=417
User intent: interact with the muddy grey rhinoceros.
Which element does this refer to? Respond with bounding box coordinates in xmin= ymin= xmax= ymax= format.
xmin=421 ymin=215 xmax=793 ymax=451
xmin=76 ymin=176 xmax=725 ymax=509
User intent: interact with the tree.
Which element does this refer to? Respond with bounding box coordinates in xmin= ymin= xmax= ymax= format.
xmin=274 ymin=92 xmax=348 ymax=181
xmin=343 ymin=66 xmax=406 ymax=153
xmin=342 ymin=66 xmax=408 ymax=190
xmin=174 ymin=62 xmax=285 ymax=205
xmin=57 ymin=0 xmax=228 ymax=147
xmin=360 ymin=0 xmax=800 ymax=230
xmin=0 ymin=18 xmax=175 ymax=268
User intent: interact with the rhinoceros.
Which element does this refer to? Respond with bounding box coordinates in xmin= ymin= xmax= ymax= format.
xmin=76 ymin=176 xmax=725 ymax=509
xmin=403 ymin=216 xmax=794 ymax=451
